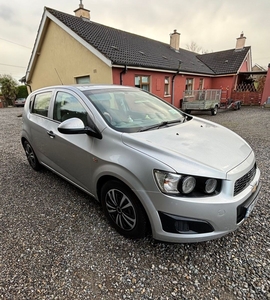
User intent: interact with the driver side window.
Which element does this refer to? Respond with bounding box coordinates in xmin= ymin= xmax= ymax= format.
xmin=53 ymin=92 xmax=88 ymax=126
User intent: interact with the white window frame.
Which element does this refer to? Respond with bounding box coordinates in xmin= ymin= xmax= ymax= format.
xmin=164 ymin=76 xmax=170 ymax=96
xmin=135 ymin=75 xmax=150 ymax=91
xmin=75 ymin=75 xmax=90 ymax=84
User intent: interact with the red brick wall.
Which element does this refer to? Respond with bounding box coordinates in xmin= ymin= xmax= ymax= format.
xmin=112 ymin=68 xmax=215 ymax=108
xmin=211 ymin=76 xmax=236 ymax=99
xmin=262 ymin=65 xmax=270 ymax=105
xmin=231 ymin=91 xmax=262 ymax=105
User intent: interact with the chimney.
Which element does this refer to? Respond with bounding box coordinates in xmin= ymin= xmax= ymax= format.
xmin=170 ymin=30 xmax=180 ymax=51
xmin=235 ymin=32 xmax=246 ymax=50
xmin=74 ymin=0 xmax=90 ymax=20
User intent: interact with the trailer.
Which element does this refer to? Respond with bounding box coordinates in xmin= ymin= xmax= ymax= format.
xmin=182 ymin=89 xmax=221 ymax=115
xmin=181 ymin=89 xmax=241 ymax=115
xmin=219 ymin=98 xmax=241 ymax=110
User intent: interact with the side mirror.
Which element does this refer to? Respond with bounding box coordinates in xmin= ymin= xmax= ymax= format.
xmin=58 ymin=117 xmax=102 ymax=139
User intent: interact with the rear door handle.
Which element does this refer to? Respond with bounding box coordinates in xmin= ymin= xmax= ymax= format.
xmin=47 ymin=130 xmax=55 ymax=138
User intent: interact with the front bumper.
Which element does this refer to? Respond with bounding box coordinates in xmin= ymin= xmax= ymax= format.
xmin=140 ymin=167 xmax=261 ymax=243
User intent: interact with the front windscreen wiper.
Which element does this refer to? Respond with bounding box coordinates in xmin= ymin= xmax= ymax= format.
xmin=139 ymin=119 xmax=183 ymax=132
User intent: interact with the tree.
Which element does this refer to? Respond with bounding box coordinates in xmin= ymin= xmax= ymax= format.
xmin=17 ymin=85 xmax=28 ymax=99
xmin=0 ymin=74 xmax=18 ymax=106
xmin=186 ymin=41 xmax=208 ymax=54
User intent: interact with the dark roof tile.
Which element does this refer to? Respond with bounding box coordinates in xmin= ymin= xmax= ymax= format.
xmin=197 ymin=47 xmax=251 ymax=75
xmin=46 ymin=7 xmax=249 ymax=76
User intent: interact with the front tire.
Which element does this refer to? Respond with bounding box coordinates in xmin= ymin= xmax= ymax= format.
xmin=23 ymin=140 xmax=41 ymax=171
xmin=101 ymin=180 xmax=148 ymax=239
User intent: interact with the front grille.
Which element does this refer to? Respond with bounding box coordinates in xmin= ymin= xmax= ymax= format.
xmin=234 ymin=163 xmax=256 ymax=196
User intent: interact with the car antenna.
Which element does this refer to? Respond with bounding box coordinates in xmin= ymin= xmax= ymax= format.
xmin=55 ymin=68 xmax=63 ymax=85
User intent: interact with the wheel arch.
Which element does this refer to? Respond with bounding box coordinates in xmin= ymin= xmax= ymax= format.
xmin=21 ymin=136 xmax=27 ymax=145
xmin=96 ymin=174 xmax=152 ymax=234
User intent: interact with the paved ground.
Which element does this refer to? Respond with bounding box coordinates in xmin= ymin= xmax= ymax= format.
xmin=0 ymin=106 xmax=269 ymax=299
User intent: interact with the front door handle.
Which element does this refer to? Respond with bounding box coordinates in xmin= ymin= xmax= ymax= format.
xmin=47 ymin=130 xmax=55 ymax=138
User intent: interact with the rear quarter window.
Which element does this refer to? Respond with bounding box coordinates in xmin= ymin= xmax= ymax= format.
xmin=32 ymin=92 xmax=52 ymax=117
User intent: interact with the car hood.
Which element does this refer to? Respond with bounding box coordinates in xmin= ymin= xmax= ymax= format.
xmin=122 ymin=118 xmax=252 ymax=178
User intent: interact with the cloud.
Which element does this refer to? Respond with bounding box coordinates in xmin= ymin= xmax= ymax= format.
xmin=1 ymin=0 xmax=270 ymax=81
xmin=0 ymin=4 xmax=14 ymax=22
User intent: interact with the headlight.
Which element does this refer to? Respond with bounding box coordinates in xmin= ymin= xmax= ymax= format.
xmin=205 ymin=178 xmax=217 ymax=194
xmin=154 ymin=171 xmax=181 ymax=194
xmin=180 ymin=176 xmax=196 ymax=194
xmin=154 ymin=170 xmax=221 ymax=197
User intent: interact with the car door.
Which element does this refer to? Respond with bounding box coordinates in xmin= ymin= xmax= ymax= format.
xmin=38 ymin=89 xmax=97 ymax=193
xmin=28 ymin=90 xmax=54 ymax=166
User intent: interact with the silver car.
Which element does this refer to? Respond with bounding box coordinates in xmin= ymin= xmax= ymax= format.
xmin=21 ymin=85 xmax=261 ymax=243
xmin=15 ymin=98 xmax=26 ymax=107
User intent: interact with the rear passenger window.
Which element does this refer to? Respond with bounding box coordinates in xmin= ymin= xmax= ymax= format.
xmin=32 ymin=92 xmax=52 ymax=117
xmin=53 ymin=91 xmax=88 ymax=125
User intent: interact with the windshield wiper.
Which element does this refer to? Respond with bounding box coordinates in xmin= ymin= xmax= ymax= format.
xmin=139 ymin=119 xmax=182 ymax=132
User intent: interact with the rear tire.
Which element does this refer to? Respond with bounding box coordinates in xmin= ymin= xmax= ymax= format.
xmin=101 ymin=180 xmax=148 ymax=239
xmin=211 ymin=105 xmax=218 ymax=115
xmin=23 ymin=140 xmax=41 ymax=171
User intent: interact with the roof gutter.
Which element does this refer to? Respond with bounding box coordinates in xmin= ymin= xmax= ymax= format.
xmin=112 ymin=64 xmax=215 ymax=77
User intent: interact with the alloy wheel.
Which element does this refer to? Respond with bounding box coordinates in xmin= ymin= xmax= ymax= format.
xmin=105 ymin=188 xmax=136 ymax=231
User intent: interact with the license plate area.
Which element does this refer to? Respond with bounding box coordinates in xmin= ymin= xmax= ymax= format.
xmin=236 ymin=181 xmax=261 ymax=224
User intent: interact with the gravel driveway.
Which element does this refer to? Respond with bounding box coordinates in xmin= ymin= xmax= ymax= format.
xmin=0 ymin=106 xmax=269 ymax=300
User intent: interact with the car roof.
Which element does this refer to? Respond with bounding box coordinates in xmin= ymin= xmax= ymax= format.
xmin=32 ymin=84 xmax=135 ymax=94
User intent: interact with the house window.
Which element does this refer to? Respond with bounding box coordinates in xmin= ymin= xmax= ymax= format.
xmin=75 ymin=75 xmax=90 ymax=84
xmin=164 ymin=76 xmax=170 ymax=96
xmin=199 ymin=78 xmax=204 ymax=90
xmin=135 ymin=76 xmax=150 ymax=91
xmin=185 ymin=78 xmax=194 ymax=95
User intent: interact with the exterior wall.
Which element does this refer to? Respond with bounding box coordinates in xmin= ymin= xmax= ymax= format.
xmin=252 ymin=64 xmax=266 ymax=72
xmin=112 ymin=68 xmax=213 ymax=109
xmin=262 ymin=64 xmax=270 ymax=105
xmin=211 ymin=76 xmax=236 ymax=99
xmin=239 ymin=52 xmax=251 ymax=72
xmin=29 ymin=21 xmax=113 ymax=91
xmin=239 ymin=60 xmax=248 ymax=72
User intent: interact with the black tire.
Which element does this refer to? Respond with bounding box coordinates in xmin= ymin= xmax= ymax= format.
xmin=23 ymin=140 xmax=41 ymax=171
xmin=185 ymin=110 xmax=191 ymax=114
xmin=211 ymin=105 xmax=218 ymax=115
xmin=101 ymin=180 xmax=148 ymax=239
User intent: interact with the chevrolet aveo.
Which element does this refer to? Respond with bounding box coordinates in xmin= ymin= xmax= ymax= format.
xmin=21 ymin=85 xmax=261 ymax=243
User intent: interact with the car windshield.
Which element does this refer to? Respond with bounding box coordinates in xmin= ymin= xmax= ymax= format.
xmin=83 ymin=88 xmax=185 ymax=133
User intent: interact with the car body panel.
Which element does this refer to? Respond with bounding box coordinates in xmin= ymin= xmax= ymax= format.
xmin=122 ymin=118 xmax=252 ymax=179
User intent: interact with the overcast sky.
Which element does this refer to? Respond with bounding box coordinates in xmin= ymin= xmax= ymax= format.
xmin=0 ymin=0 xmax=269 ymax=82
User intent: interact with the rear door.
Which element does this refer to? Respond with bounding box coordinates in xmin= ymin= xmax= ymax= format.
xmin=28 ymin=90 xmax=54 ymax=165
